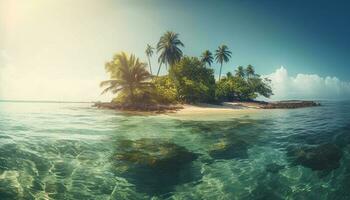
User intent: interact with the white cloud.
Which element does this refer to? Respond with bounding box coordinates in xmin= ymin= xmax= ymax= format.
xmin=265 ymin=66 xmax=350 ymax=100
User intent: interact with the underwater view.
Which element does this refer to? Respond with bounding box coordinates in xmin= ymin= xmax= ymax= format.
xmin=1 ymin=101 xmax=350 ymax=199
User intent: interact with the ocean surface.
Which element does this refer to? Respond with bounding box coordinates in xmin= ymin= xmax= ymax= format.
xmin=0 ymin=101 xmax=350 ymax=200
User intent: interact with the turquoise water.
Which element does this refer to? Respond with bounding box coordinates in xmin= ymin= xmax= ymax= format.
xmin=0 ymin=101 xmax=350 ymax=200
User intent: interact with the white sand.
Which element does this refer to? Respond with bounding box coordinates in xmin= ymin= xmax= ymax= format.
xmin=165 ymin=103 xmax=261 ymax=120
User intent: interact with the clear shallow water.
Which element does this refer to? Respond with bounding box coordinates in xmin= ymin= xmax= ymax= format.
xmin=0 ymin=101 xmax=350 ymax=200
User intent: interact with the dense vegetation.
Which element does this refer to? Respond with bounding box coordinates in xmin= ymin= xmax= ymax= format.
xmin=100 ymin=52 xmax=154 ymax=105
xmin=169 ymin=56 xmax=216 ymax=103
xmin=100 ymin=31 xmax=273 ymax=106
xmin=216 ymin=65 xmax=273 ymax=101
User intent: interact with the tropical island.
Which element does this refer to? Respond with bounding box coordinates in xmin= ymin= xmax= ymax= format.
xmin=94 ymin=31 xmax=319 ymax=113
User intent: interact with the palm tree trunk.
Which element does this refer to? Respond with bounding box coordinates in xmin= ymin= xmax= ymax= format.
xmin=156 ymin=63 xmax=162 ymax=76
xmin=147 ymin=56 xmax=152 ymax=75
xmin=129 ymin=86 xmax=135 ymax=104
xmin=219 ymin=62 xmax=223 ymax=81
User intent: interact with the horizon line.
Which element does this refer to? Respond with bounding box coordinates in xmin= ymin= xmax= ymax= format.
xmin=0 ymin=99 xmax=94 ymax=103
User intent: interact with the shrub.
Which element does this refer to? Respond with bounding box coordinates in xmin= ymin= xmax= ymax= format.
xmin=169 ymin=56 xmax=216 ymax=103
xmin=216 ymin=68 xmax=273 ymax=101
xmin=152 ymin=76 xmax=178 ymax=104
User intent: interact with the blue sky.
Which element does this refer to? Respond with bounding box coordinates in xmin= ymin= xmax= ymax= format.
xmin=1 ymin=0 xmax=350 ymax=101
xmin=140 ymin=0 xmax=350 ymax=79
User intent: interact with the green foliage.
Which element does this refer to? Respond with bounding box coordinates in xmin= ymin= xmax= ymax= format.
xmin=216 ymin=76 xmax=254 ymax=101
xmin=235 ymin=66 xmax=245 ymax=78
xmin=152 ymin=76 xmax=178 ymax=104
xmin=216 ymin=66 xmax=273 ymax=101
xmin=102 ymin=32 xmax=274 ymax=106
xmin=145 ymin=44 xmax=154 ymax=57
xmin=112 ymin=88 xmax=156 ymax=105
xmin=156 ymin=31 xmax=184 ymax=76
xmin=226 ymin=72 xmax=233 ymax=78
xmin=215 ymin=45 xmax=232 ymax=80
xmin=247 ymin=77 xmax=273 ymax=98
xmin=246 ymin=64 xmax=255 ymax=78
xmin=201 ymin=50 xmax=214 ymax=66
xmin=169 ymin=56 xmax=216 ymax=103
xmin=145 ymin=44 xmax=154 ymax=75
xmin=100 ymin=52 xmax=153 ymax=105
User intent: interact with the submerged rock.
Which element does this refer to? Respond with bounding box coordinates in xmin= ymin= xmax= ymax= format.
xmin=113 ymin=138 xmax=200 ymax=196
xmin=287 ymin=143 xmax=342 ymax=171
xmin=265 ymin=163 xmax=285 ymax=174
xmin=0 ymin=171 xmax=22 ymax=200
xmin=208 ymin=139 xmax=249 ymax=160
xmin=334 ymin=124 xmax=350 ymax=148
xmin=115 ymin=138 xmax=198 ymax=168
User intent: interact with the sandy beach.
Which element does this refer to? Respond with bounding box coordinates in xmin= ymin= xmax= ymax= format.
xmin=165 ymin=103 xmax=261 ymax=120
xmin=93 ymin=101 xmax=319 ymax=120
xmin=164 ymin=101 xmax=319 ymax=120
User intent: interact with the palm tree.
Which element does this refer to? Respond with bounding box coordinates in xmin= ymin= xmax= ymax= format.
xmin=201 ymin=50 xmax=214 ymax=66
xmin=215 ymin=45 xmax=232 ymax=81
xmin=235 ymin=66 xmax=245 ymax=78
xmin=156 ymin=31 xmax=184 ymax=76
xmin=100 ymin=52 xmax=151 ymax=103
xmin=145 ymin=44 xmax=154 ymax=75
xmin=246 ymin=64 xmax=255 ymax=78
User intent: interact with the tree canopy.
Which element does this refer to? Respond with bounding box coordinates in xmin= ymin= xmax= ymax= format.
xmin=101 ymin=32 xmax=274 ymax=107
xmin=169 ymin=56 xmax=216 ymax=103
xmin=216 ymin=65 xmax=273 ymax=101
xmin=145 ymin=44 xmax=154 ymax=75
xmin=201 ymin=50 xmax=214 ymax=66
xmin=215 ymin=45 xmax=232 ymax=80
xmin=100 ymin=52 xmax=153 ymax=104
xmin=156 ymin=31 xmax=184 ymax=76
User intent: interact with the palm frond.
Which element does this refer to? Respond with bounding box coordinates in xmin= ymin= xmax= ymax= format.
xmin=101 ymin=52 xmax=152 ymax=100
xmin=156 ymin=31 xmax=184 ymax=67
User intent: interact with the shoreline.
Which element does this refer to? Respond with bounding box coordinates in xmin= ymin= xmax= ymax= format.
xmin=93 ymin=100 xmax=320 ymax=117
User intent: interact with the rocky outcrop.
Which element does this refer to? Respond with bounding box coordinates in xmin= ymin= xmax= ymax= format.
xmin=261 ymin=100 xmax=320 ymax=109
xmin=93 ymin=102 xmax=183 ymax=112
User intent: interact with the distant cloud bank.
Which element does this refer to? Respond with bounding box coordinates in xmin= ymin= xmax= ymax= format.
xmin=265 ymin=67 xmax=350 ymax=100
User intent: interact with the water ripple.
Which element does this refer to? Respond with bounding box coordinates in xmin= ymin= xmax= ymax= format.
xmin=0 ymin=101 xmax=350 ymax=199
